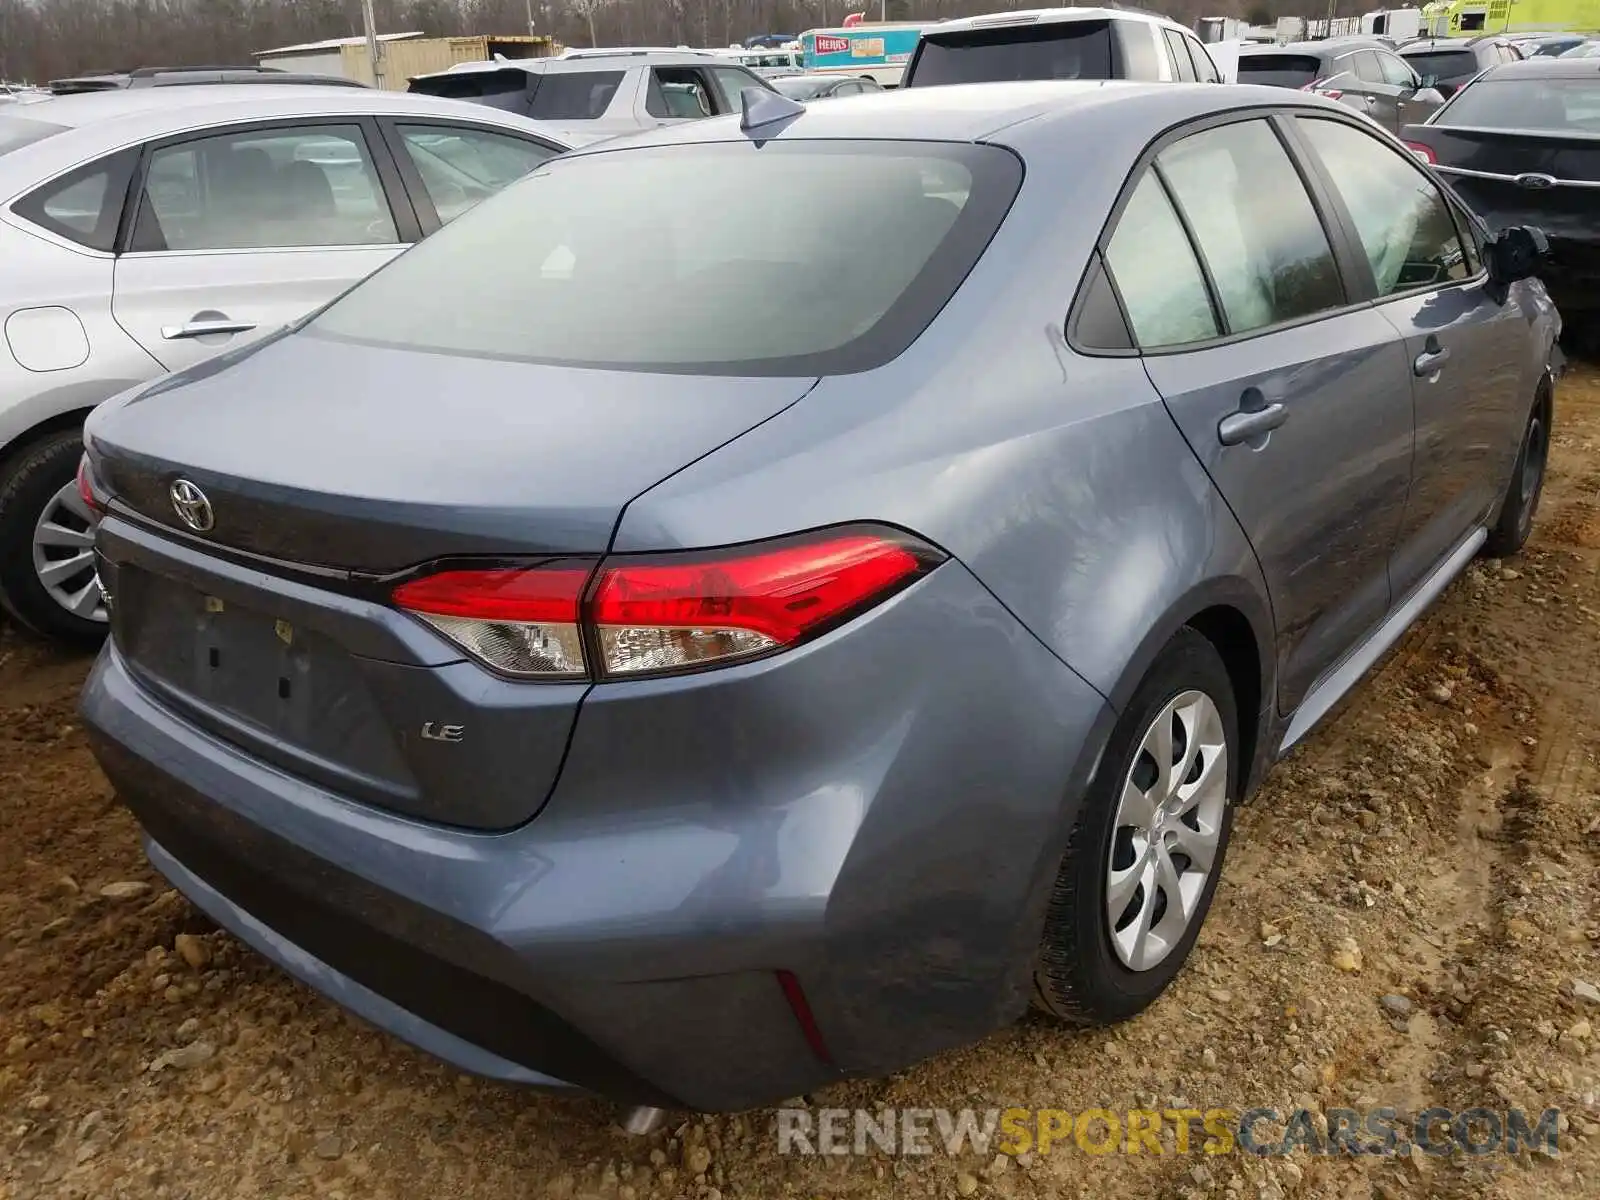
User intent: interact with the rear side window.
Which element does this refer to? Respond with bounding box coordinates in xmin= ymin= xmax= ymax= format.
xmin=1157 ymin=120 xmax=1344 ymax=333
xmin=13 ymin=149 xmax=136 ymax=252
xmin=528 ymin=70 xmax=624 ymax=120
xmin=131 ymin=125 xmax=397 ymax=252
xmin=311 ymin=140 xmax=1022 ymax=376
xmin=1104 ymin=173 xmax=1218 ymax=348
xmin=1236 ymin=54 xmax=1322 ymax=88
xmin=1163 ymin=29 xmax=1197 ymax=81
xmin=908 ymin=21 xmax=1114 ymax=86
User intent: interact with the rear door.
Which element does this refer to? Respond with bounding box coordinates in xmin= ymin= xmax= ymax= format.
xmin=1293 ymin=115 xmax=1529 ymax=599
xmin=111 ymin=118 xmax=416 ymax=373
xmin=1105 ymin=114 xmax=1416 ymax=714
xmin=1376 ymin=49 xmax=1441 ymax=127
xmin=1343 ymin=50 xmax=1402 ymax=130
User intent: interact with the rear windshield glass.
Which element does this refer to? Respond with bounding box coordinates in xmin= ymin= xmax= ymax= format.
xmin=908 ymin=21 xmax=1113 ymax=86
xmin=408 ymin=69 xmax=530 ymax=110
xmin=1236 ymin=54 xmax=1323 ymax=88
xmin=0 ymin=116 xmax=67 ymax=156
xmin=1438 ymin=77 xmax=1600 ymax=132
xmin=528 ymin=70 xmax=624 ymax=120
xmin=312 ymin=141 xmax=1022 ymax=376
xmin=1401 ymin=50 xmax=1476 ymax=81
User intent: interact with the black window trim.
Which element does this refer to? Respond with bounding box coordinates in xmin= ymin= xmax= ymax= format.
xmin=11 ymin=146 xmax=140 ymax=257
xmin=374 ymin=115 xmax=564 ymax=235
xmin=1285 ymin=112 xmax=1489 ymax=306
xmin=1069 ymin=106 xmax=1378 ymax=359
xmin=115 ymin=114 xmax=421 ymax=257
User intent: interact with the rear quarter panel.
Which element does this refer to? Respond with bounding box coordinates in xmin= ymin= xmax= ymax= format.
xmin=614 ymin=97 xmax=1277 ymax=723
xmin=0 ymin=223 xmax=161 ymax=456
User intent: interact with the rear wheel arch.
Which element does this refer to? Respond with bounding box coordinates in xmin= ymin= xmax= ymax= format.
xmin=1102 ymin=581 xmax=1275 ymax=801
xmin=0 ymin=406 xmax=98 ymax=476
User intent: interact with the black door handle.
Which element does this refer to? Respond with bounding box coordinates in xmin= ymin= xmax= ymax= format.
xmin=1218 ymin=401 xmax=1288 ymax=446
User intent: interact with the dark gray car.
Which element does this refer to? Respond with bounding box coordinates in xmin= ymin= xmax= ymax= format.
xmin=1238 ymin=39 xmax=1446 ymax=132
xmin=79 ymin=81 xmax=1559 ymax=1115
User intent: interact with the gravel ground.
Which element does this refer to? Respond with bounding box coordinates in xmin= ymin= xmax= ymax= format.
xmin=2 ymin=368 xmax=1598 ymax=1200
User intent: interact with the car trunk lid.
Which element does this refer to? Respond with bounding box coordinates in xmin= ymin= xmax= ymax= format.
xmin=88 ymin=330 xmax=817 ymax=829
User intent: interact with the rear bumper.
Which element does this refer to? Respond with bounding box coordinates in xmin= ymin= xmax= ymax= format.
xmin=82 ymin=560 xmax=1113 ymax=1111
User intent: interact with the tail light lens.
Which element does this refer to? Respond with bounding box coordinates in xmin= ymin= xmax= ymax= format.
xmin=75 ymin=453 xmax=105 ymax=514
xmin=392 ymin=563 xmax=591 ymax=679
xmin=1404 ymin=140 xmax=1438 ymax=164
xmin=392 ymin=526 xmax=943 ymax=681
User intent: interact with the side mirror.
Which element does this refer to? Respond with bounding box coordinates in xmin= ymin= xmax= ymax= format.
xmin=1485 ymin=225 xmax=1549 ymax=301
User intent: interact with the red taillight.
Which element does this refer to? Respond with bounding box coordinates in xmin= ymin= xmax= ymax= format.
xmin=392 ymin=562 xmax=592 ymax=679
xmin=591 ymin=529 xmax=932 ymax=677
xmin=75 ymin=454 xmax=104 ymax=514
xmin=1404 ymin=140 xmax=1438 ymax=164
xmin=391 ymin=526 xmax=942 ymax=681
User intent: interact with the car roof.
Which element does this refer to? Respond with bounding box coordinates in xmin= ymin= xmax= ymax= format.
xmin=417 ymin=50 xmax=718 ymax=80
xmin=566 ymin=78 xmax=1358 ymax=155
xmin=1475 ymin=57 xmax=1600 ymax=80
xmin=0 ymin=86 xmax=573 ymax=195
xmin=923 ymin=6 xmax=1190 ymax=36
xmin=1247 ymin=38 xmax=1391 ymax=58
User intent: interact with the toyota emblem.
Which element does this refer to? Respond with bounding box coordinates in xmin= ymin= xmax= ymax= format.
xmin=169 ymin=478 xmax=214 ymax=533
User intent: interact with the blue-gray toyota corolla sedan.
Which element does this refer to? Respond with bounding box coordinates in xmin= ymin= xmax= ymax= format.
xmin=79 ymin=81 xmax=1560 ymax=1113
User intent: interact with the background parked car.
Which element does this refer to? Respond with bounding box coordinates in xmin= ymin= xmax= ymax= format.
xmin=1403 ymin=57 xmax=1600 ymax=350
xmin=769 ymin=73 xmax=884 ymax=100
xmin=1237 ymin=38 xmax=1445 ymax=133
xmin=45 ymin=64 xmax=368 ymax=95
xmin=1398 ymin=34 xmax=1524 ymax=98
xmin=902 ymin=7 xmax=1221 ymax=87
xmin=1512 ymin=33 xmax=1588 ymax=59
xmin=0 ymin=85 xmax=569 ymax=643
xmin=79 ymin=79 xmax=1556 ymax=1115
xmin=406 ymin=50 xmax=774 ymax=141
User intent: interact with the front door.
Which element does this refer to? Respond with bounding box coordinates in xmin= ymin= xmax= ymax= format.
xmin=1103 ymin=116 xmax=1416 ymax=714
xmin=111 ymin=121 xmax=408 ymax=373
xmin=1294 ymin=115 xmax=1530 ymax=599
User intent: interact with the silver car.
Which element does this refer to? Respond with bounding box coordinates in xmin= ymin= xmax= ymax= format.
xmin=0 ymin=85 xmax=570 ymax=642
xmin=406 ymin=50 xmax=775 ymax=140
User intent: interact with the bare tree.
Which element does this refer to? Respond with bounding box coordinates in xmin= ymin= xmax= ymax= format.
xmin=567 ymin=0 xmax=612 ymax=46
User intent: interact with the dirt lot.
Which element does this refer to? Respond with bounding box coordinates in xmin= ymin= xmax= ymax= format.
xmin=3 ymin=371 xmax=1599 ymax=1200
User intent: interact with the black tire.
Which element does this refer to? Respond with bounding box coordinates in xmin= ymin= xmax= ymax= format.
xmin=1033 ymin=627 xmax=1238 ymax=1025
xmin=0 ymin=428 xmax=106 ymax=646
xmin=1483 ymin=389 xmax=1551 ymax=559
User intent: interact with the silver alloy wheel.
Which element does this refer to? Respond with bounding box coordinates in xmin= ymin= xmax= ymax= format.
xmin=1106 ymin=689 xmax=1228 ymax=972
xmin=31 ymin=479 xmax=106 ymax=623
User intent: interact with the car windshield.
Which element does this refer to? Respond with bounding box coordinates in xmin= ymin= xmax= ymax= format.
xmin=1236 ymin=54 xmax=1324 ymax=88
xmin=1401 ymin=50 xmax=1476 ymax=81
xmin=909 ymin=21 xmax=1113 ymax=85
xmin=312 ymin=140 xmax=1022 ymax=376
xmin=1561 ymin=42 xmax=1600 ymax=58
xmin=772 ymin=76 xmax=837 ymax=99
xmin=0 ymin=116 xmax=67 ymax=156
xmin=1438 ymin=77 xmax=1600 ymax=132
